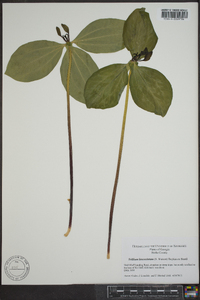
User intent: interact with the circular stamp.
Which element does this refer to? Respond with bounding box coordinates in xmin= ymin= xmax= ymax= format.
xmin=4 ymin=255 xmax=30 ymax=281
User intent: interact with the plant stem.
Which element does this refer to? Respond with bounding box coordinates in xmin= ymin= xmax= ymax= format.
xmin=107 ymin=71 xmax=131 ymax=259
xmin=64 ymin=46 xmax=73 ymax=237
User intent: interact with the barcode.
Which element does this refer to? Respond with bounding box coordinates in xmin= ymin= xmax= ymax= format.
xmin=161 ymin=9 xmax=189 ymax=20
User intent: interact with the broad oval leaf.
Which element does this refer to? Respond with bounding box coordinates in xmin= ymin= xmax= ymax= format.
xmin=84 ymin=64 xmax=128 ymax=109
xmin=60 ymin=46 xmax=98 ymax=103
xmin=5 ymin=41 xmax=65 ymax=82
xmin=73 ymin=19 xmax=125 ymax=53
xmin=123 ymin=8 xmax=158 ymax=56
xmin=129 ymin=63 xmax=173 ymax=117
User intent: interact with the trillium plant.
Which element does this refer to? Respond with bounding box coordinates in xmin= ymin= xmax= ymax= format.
xmin=5 ymin=18 xmax=124 ymax=237
xmin=5 ymin=8 xmax=173 ymax=259
xmin=84 ymin=8 xmax=173 ymax=259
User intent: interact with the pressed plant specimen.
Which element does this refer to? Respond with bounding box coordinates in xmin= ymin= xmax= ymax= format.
xmin=5 ymin=18 xmax=125 ymax=237
xmin=5 ymin=8 xmax=173 ymax=260
xmin=84 ymin=8 xmax=173 ymax=259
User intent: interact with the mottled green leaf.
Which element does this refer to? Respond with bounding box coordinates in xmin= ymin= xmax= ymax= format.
xmin=5 ymin=41 xmax=65 ymax=82
xmin=84 ymin=64 xmax=128 ymax=109
xmin=123 ymin=8 xmax=158 ymax=56
xmin=129 ymin=62 xmax=173 ymax=117
xmin=60 ymin=46 xmax=98 ymax=103
xmin=73 ymin=19 xmax=125 ymax=53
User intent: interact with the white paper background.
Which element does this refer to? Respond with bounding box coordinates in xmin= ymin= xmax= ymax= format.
xmin=2 ymin=2 xmax=198 ymax=284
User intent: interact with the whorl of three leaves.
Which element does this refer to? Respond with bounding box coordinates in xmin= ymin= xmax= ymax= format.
xmin=5 ymin=9 xmax=173 ymax=115
xmin=84 ymin=7 xmax=173 ymax=117
xmin=5 ymin=18 xmax=125 ymax=104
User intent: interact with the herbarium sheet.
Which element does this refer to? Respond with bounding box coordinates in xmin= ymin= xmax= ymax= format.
xmin=2 ymin=2 xmax=198 ymax=284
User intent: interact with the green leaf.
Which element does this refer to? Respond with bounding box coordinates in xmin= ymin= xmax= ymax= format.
xmin=84 ymin=64 xmax=128 ymax=109
xmin=123 ymin=8 xmax=158 ymax=56
xmin=5 ymin=41 xmax=65 ymax=82
xmin=60 ymin=46 xmax=98 ymax=103
xmin=73 ymin=19 xmax=125 ymax=53
xmin=129 ymin=62 xmax=173 ymax=117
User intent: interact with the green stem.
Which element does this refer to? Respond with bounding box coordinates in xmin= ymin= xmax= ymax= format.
xmin=64 ymin=46 xmax=73 ymax=237
xmin=107 ymin=71 xmax=131 ymax=259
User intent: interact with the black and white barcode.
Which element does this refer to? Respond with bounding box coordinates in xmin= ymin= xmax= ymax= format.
xmin=161 ymin=10 xmax=188 ymax=20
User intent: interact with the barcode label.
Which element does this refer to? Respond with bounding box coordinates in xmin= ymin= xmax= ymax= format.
xmin=158 ymin=9 xmax=189 ymax=21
